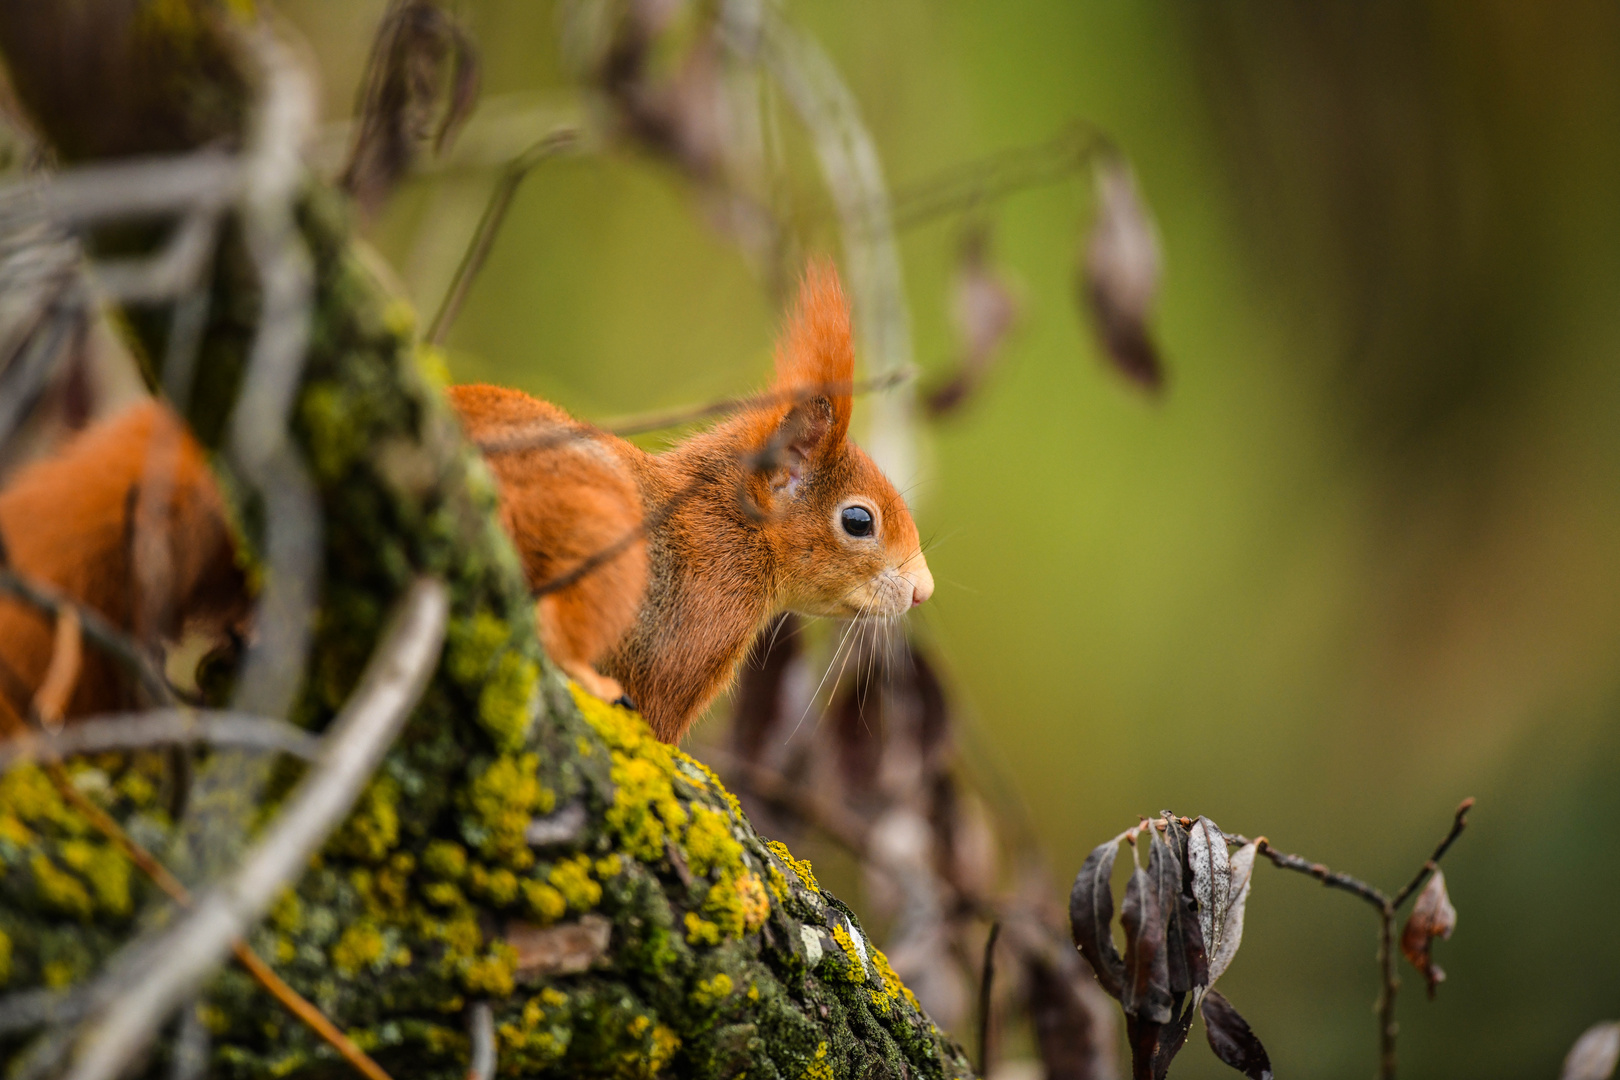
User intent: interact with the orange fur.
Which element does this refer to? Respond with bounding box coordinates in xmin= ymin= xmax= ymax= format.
xmin=0 ymin=400 xmax=246 ymax=734
xmin=454 ymin=261 xmax=933 ymax=741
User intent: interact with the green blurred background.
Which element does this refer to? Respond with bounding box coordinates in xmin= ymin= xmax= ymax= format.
xmin=286 ymin=2 xmax=1620 ymax=1076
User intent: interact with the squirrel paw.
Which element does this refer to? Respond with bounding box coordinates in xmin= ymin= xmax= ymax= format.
xmin=560 ymin=660 xmax=625 ymax=704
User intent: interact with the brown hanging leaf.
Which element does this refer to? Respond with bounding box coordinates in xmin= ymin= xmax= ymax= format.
xmin=1201 ymin=989 xmax=1273 ymax=1080
xmin=342 ymin=0 xmax=481 ymax=215
xmin=925 ymin=228 xmax=1021 ymax=418
xmin=1120 ymin=864 xmax=1172 ymax=1024
xmin=1561 ymin=1021 xmax=1620 ymax=1080
xmin=1081 ymin=155 xmax=1164 ymax=392
xmin=1400 ymin=868 xmax=1457 ymax=999
xmin=1070 ymin=840 xmax=1126 ymax=1000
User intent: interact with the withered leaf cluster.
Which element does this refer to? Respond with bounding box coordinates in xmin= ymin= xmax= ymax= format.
xmin=342 ymin=0 xmax=480 ymax=215
xmin=1071 ymin=814 xmax=1270 ymax=1080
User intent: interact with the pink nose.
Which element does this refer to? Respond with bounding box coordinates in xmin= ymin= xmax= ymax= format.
xmin=909 ymin=564 xmax=935 ymax=607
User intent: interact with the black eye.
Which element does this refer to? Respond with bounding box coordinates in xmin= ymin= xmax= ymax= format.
xmin=840 ymin=505 xmax=874 ymax=537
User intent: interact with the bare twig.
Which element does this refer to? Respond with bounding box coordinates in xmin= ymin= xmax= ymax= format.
xmin=56 ymin=576 xmax=448 ymax=1080
xmin=977 ymin=920 xmax=1000 ymax=1076
xmin=0 ymin=153 xmax=240 ymax=227
xmin=601 ymin=368 xmax=915 ymax=437
xmin=465 ymin=1001 xmax=496 ymax=1080
xmin=1230 ymin=796 xmax=1474 ymax=1080
xmin=0 ymin=566 xmax=174 ymax=706
xmin=31 ymin=605 xmax=80 ymax=729
xmin=0 ymin=710 xmax=321 ymax=773
xmin=425 ymin=127 xmax=580 ymax=346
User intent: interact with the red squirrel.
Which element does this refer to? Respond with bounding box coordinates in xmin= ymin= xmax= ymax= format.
xmin=0 ymin=262 xmax=932 ymax=744
xmin=0 ymin=401 xmax=246 ymax=735
xmin=454 ymin=262 xmax=933 ymax=740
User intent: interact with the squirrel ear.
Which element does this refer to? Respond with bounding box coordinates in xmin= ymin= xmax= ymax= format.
xmin=771 ymin=258 xmax=853 ymax=452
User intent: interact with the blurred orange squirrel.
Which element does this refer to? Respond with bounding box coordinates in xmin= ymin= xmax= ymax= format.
xmin=0 ymin=261 xmax=932 ymax=742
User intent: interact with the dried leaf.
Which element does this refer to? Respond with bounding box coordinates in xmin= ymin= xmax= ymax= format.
xmin=1208 ymin=842 xmax=1255 ymax=985
xmin=342 ymin=0 xmax=482 ymax=214
xmin=1070 ymin=840 xmax=1125 ymax=999
xmin=506 ymin=914 xmax=612 ymax=976
xmin=1120 ymin=865 xmax=1172 ymax=1023
xmin=1400 ymin=868 xmax=1457 ymax=999
xmin=1561 ymin=1022 xmax=1620 ymax=1080
xmin=1151 ymin=821 xmax=1206 ymax=996
xmin=1081 ymin=155 xmax=1164 ymax=391
xmin=926 ymin=229 xmax=1021 ymax=418
xmin=1201 ymin=989 xmax=1273 ymax=1080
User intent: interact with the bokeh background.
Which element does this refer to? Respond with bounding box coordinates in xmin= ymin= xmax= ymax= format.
xmin=283 ymin=2 xmax=1620 ymax=1076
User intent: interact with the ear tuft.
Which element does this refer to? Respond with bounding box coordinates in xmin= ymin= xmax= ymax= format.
xmin=773 ymin=258 xmax=853 ymax=453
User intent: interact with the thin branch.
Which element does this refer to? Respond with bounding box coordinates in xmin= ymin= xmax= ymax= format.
xmin=465 ymin=1002 xmax=496 ymax=1080
xmin=599 ymin=367 xmax=915 ymax=437
xmin=1390 ymin=797 xmax=1474 ymax=911
xmin=0 ymin=152 xmax=240 ymax=226
xmin=0 ymin=566 xmax=174 ymax=706
xmin=977 ymin=920 xmax=1001 ymax=1077
xmin=31 ymin=604 xmax=80 ymax=729
xmin=1239 ymin=836 xmax=1390 ymax=911
xmin=56 ymin=576 xmax=448 ymax=1080
xmin=425 ymin=127 xmax=580 ymax=346
xmin=0 ymin=709 xmax=321 ymax=773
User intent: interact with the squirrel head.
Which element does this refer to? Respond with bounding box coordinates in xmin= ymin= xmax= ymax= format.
xmin=737 ymin=261 xmax=933 ymax=620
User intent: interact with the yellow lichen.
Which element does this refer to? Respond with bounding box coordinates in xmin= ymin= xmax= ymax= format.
xmin=684 ymin=804 xmax=742 ymax=879
xmin=831 ymin=923 xmax=868 ymax=983
xmin=684 ymin=911 xmax=722 ymax=947
xmin=462 ymin=943 xmax=517 ymax=997
xmin=0 ymin=928 xmax=10 ymax=986
xmin=468 ymin=863 xmax=520 ymax=907
xmin=522 ymin=880 xmax=567 ymax=923
xmin=766 ymin=839 xmax=819 ymax=891
xmin=447 ymin=611 xmax=537 ymax=753
xmin=804 ymin=1041 xmax=834 ymax=1080
xmin=43 ymin=960 xmax=78 ymax=989
xmin=648 ymin=1025 xmax=680 ymax=1074
xmin=328 ymin=773 xmax=401 ymax=861
xmin=691 ymin=972 xmax=734 ymax=1009
xmin=331 ymin=922 xmax=387 ymax=975
xmin=594 ymin=853 xmax=623 ymax=879
xmin=548 ymin=855 xmax=602 ymax=911
xmin=31 ymin=852 xmax=93 ymax=920
xmin=605 ymin=753 xmax=687 ymax=863
xmin=423 ymin=880 xmax=466 ymax=908
xmin=869 ymin=945 xmax=920 ymax=1014
xmin=423 ymin=840 xmax=468 ymax=880
xmin=467 ymin=753 xmax=544 ymax=866
xmin=58 ymin=838 xmax=132 ymax=916
xmin=269 ymin=889 xmax=303 ymax=933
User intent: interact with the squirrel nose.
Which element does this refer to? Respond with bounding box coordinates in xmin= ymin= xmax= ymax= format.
xmin=905 ymin=556 xmax=934 ymax=608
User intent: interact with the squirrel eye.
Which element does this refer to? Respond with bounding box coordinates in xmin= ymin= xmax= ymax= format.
xmin=840 ymin=505 xmax=874 ymax=538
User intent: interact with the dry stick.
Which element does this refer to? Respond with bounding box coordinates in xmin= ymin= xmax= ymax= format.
xmin=425 ymin=127 xmax=580 ymax=346
xmin=977 ymin=920 xmax=1001 ymax=1077
xmin=0 ymin=710 xmax=321 ymax=774
xmin=1231 ymin=797 xmax=1474 ymax=1080
xmin=32 ymin=606 xmax=80 ymax=729
xmin=465 ymin=1002 xmax=496 ymax=1080
xmin=59 ymin=576 xmax=448 ymax=1080
xmin=0 ymin=567 xmax=174 ymax=706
